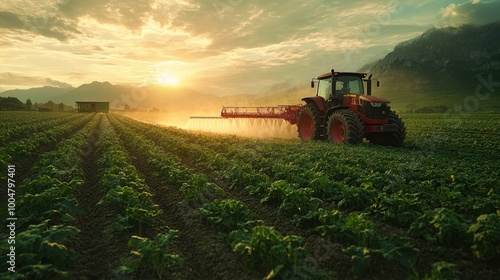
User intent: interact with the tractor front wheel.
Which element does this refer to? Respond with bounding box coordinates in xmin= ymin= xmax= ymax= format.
xmin=327 ymin=110 xmax=365 ymax=144
xmin=297 ymin=104 xmax=323 ymax=140
xmin=368 ymin=111 xmax=406 ymax=147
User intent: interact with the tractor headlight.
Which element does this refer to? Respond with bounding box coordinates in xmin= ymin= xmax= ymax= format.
xmin=370 ymin=102 xmax=382 ymax=107
xmin=386 ymin=103 xmax=391 ymax=107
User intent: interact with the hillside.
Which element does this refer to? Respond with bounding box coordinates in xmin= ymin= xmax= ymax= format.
xmin=0 ymin=86 xmax=72 ymax=104
xmin=363 ymin=22 xmax=500 ymax=112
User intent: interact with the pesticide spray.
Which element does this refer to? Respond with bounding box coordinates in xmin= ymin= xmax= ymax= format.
xmin=185 ymin=105 xmax=304 ymax=139
xmin=184 ymin=117 xmax=298 ymax=139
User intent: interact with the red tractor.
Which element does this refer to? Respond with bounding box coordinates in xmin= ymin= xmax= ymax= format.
xmin=198 ymin=69 xmax=406 ymax=146
xmin=298 ymin=69 xmax=406 ymax=146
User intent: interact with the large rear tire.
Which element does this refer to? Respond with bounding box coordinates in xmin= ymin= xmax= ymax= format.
xmin=326 ymin=110 xmax=365 ymax=144
xmin=368 ymin=111 xmax=406 ymax=147
xmin=297 ymin=104 xmax=323 ymax=140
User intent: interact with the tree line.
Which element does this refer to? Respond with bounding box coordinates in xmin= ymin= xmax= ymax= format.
xmin=0 ymin=97 xmax=73 ymax=111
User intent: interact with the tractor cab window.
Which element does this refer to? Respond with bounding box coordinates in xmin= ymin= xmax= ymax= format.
xmin=335 ymin=76 xmax=363 ymax=95
xmin=317 ymin=79 xmax=332 ymax=100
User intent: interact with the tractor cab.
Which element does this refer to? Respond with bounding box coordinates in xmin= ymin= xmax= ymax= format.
xmin=311 ymin=71 xmax=377 ymax=101
xmin=313 ymin=72 xmax=365 ymax=98
xmin=310 ymin=70 xmax=390 ymax=122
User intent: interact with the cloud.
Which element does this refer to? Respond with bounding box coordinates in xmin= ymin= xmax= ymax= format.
xmin=58 ymin=0 xmax=155 ymax=30
xmin=0 ymin=73 xmax=72 ymax=89
xmin=437 ymin=0 xmax=500 ymax=27
xmin=156 ymin=0 xmax=412 ymax=68
xmin=0 ymin=10 xmax=80 ymax=41
xmin=45 ymin=78 xmax=73 ymax=88
xmin=0 ymin=72 xmax=45 ymax=85
xmin=0 ymin=11 xmax=24 ymax=29
xmin=169 ymin=1 xmax=323 ymax=52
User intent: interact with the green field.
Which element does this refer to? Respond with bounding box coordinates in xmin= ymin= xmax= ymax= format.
xmin=1 ymin=111 xmax=499 ymax=279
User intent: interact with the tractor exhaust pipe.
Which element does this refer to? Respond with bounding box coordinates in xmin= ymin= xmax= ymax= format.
xmin=331 ymin=68 xmax=336 ymax=97
xmin=367 ymin=73 xmax=372 ymax=96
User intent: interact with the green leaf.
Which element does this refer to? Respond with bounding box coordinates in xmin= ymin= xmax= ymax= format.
xmin=46 ymin=225 xmax=80 ymax=242
xmin=380 ymin=236 xmax=419 ymax=268
xmin=344 ymin=245 xmax=372 ymax=277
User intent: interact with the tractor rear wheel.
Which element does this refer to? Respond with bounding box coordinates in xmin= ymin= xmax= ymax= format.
xmin=327 ymin=110 xmax=365 ymax=144
xmin=297 ymin=104 xmax=323 ymax=140
xmin=368 ymin=111 xmax=406 ymax=147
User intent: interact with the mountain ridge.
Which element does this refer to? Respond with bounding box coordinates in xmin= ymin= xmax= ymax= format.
xmin=362 ymin=21 xmax=500 ymax=111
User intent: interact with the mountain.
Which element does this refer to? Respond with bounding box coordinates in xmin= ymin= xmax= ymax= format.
xmin=0 ymin=80 xmax=309 ymax=112
xmin=55 ymin=81 xmax=131 ymax=106
xmin=0 ymin=86 xmax=73 ymax=103
xmin=0 ymin=82 xmax=208 ymax=108
xmin=362 ymin=21 xmax=500 ymax=111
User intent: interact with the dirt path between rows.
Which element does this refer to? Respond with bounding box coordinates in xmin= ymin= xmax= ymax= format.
xmin=70 ymin=116 xmax=128 ymax=279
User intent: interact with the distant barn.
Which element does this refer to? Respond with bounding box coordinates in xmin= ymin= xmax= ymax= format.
xmin=75 ymin=101 xmax=109 ymax=113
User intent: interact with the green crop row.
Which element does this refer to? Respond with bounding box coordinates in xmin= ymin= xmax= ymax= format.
xmin=199 ymin=198 xmax=307 ymax=279
xmin=113 ymin=230 xmax=182 ymax=280
xmin=0 ymin=113 xmax=101 ymax=279
xmin=0 ymin=113 xmax=86 ymax=147
xmin=96 ymin=116 xmax=162 ymax=233
xmin=108 ymin=114 xmax=224 ymax=207
xmin=98 ymin=115 xmax=182 ymax=279
xmin=0 ymin=111 xmax=71 ymax=129
xmin=0 ymin=113 xmax=94 ymax=165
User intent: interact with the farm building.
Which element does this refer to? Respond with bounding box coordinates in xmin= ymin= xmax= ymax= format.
xmin=75 ymin=101 xmax=109 ymax=113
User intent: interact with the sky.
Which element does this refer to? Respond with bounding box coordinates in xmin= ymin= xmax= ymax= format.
xmin=1 ymin=0 xmax=500 ymax=95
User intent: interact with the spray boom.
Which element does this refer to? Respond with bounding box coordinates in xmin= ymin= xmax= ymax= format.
xmin=220 ymin=105 xmax=304 ymax=125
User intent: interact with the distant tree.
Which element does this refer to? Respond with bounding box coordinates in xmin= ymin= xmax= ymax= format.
xmin=124 ymin=104 xmax=131 ymax=111
xmin=58 ymin=102 xmax=64 ymax=112
xmin=25 ymin=99 xmax=32 ymax=110
xmin=0 ymin=97 xmax=24 ymax=110
xmin=33 ymin=102 xmax=39 ymax=110
xmin=47 ymin=101 xmax=55 ymax=109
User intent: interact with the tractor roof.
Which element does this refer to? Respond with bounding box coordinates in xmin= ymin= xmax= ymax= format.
xmin=317 ymin=72 xmax=367 ymax=79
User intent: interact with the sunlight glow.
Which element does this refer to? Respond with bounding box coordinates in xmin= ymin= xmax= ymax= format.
xmin=157 ymin=72 xmax=179 ymax=85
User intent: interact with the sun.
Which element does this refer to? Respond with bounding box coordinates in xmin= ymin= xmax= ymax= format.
xmin=156 ymin=72 xmax=179 ymax=86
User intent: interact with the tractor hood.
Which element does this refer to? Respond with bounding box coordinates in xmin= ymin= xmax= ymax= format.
xmin=359 ymin=95 xmax=390 ymax=103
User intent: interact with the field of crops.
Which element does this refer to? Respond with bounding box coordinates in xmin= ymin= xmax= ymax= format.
xmin=1 ymin=111 xmax=499 ymax=280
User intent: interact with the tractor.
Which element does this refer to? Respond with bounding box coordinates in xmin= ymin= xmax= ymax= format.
xmin=193 ymin=68 xmax=406 ymax=146
xmin=299 ymin=69 xmax=406 ymax=146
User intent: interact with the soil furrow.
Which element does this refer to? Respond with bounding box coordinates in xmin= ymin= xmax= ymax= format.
xmin=70 ymin=116 xmax=127 ymax=279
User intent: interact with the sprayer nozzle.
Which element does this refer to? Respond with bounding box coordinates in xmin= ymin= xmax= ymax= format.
xmin=190 ymin=116 xmax=226 ymax=119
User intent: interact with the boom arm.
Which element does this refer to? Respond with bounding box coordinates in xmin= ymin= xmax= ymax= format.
xmin=220 ymin=105 xmax=303 ymax=125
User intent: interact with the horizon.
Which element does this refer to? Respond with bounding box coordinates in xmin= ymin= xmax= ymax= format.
xmin=1 ymin=0 xmax=500 ymax=95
